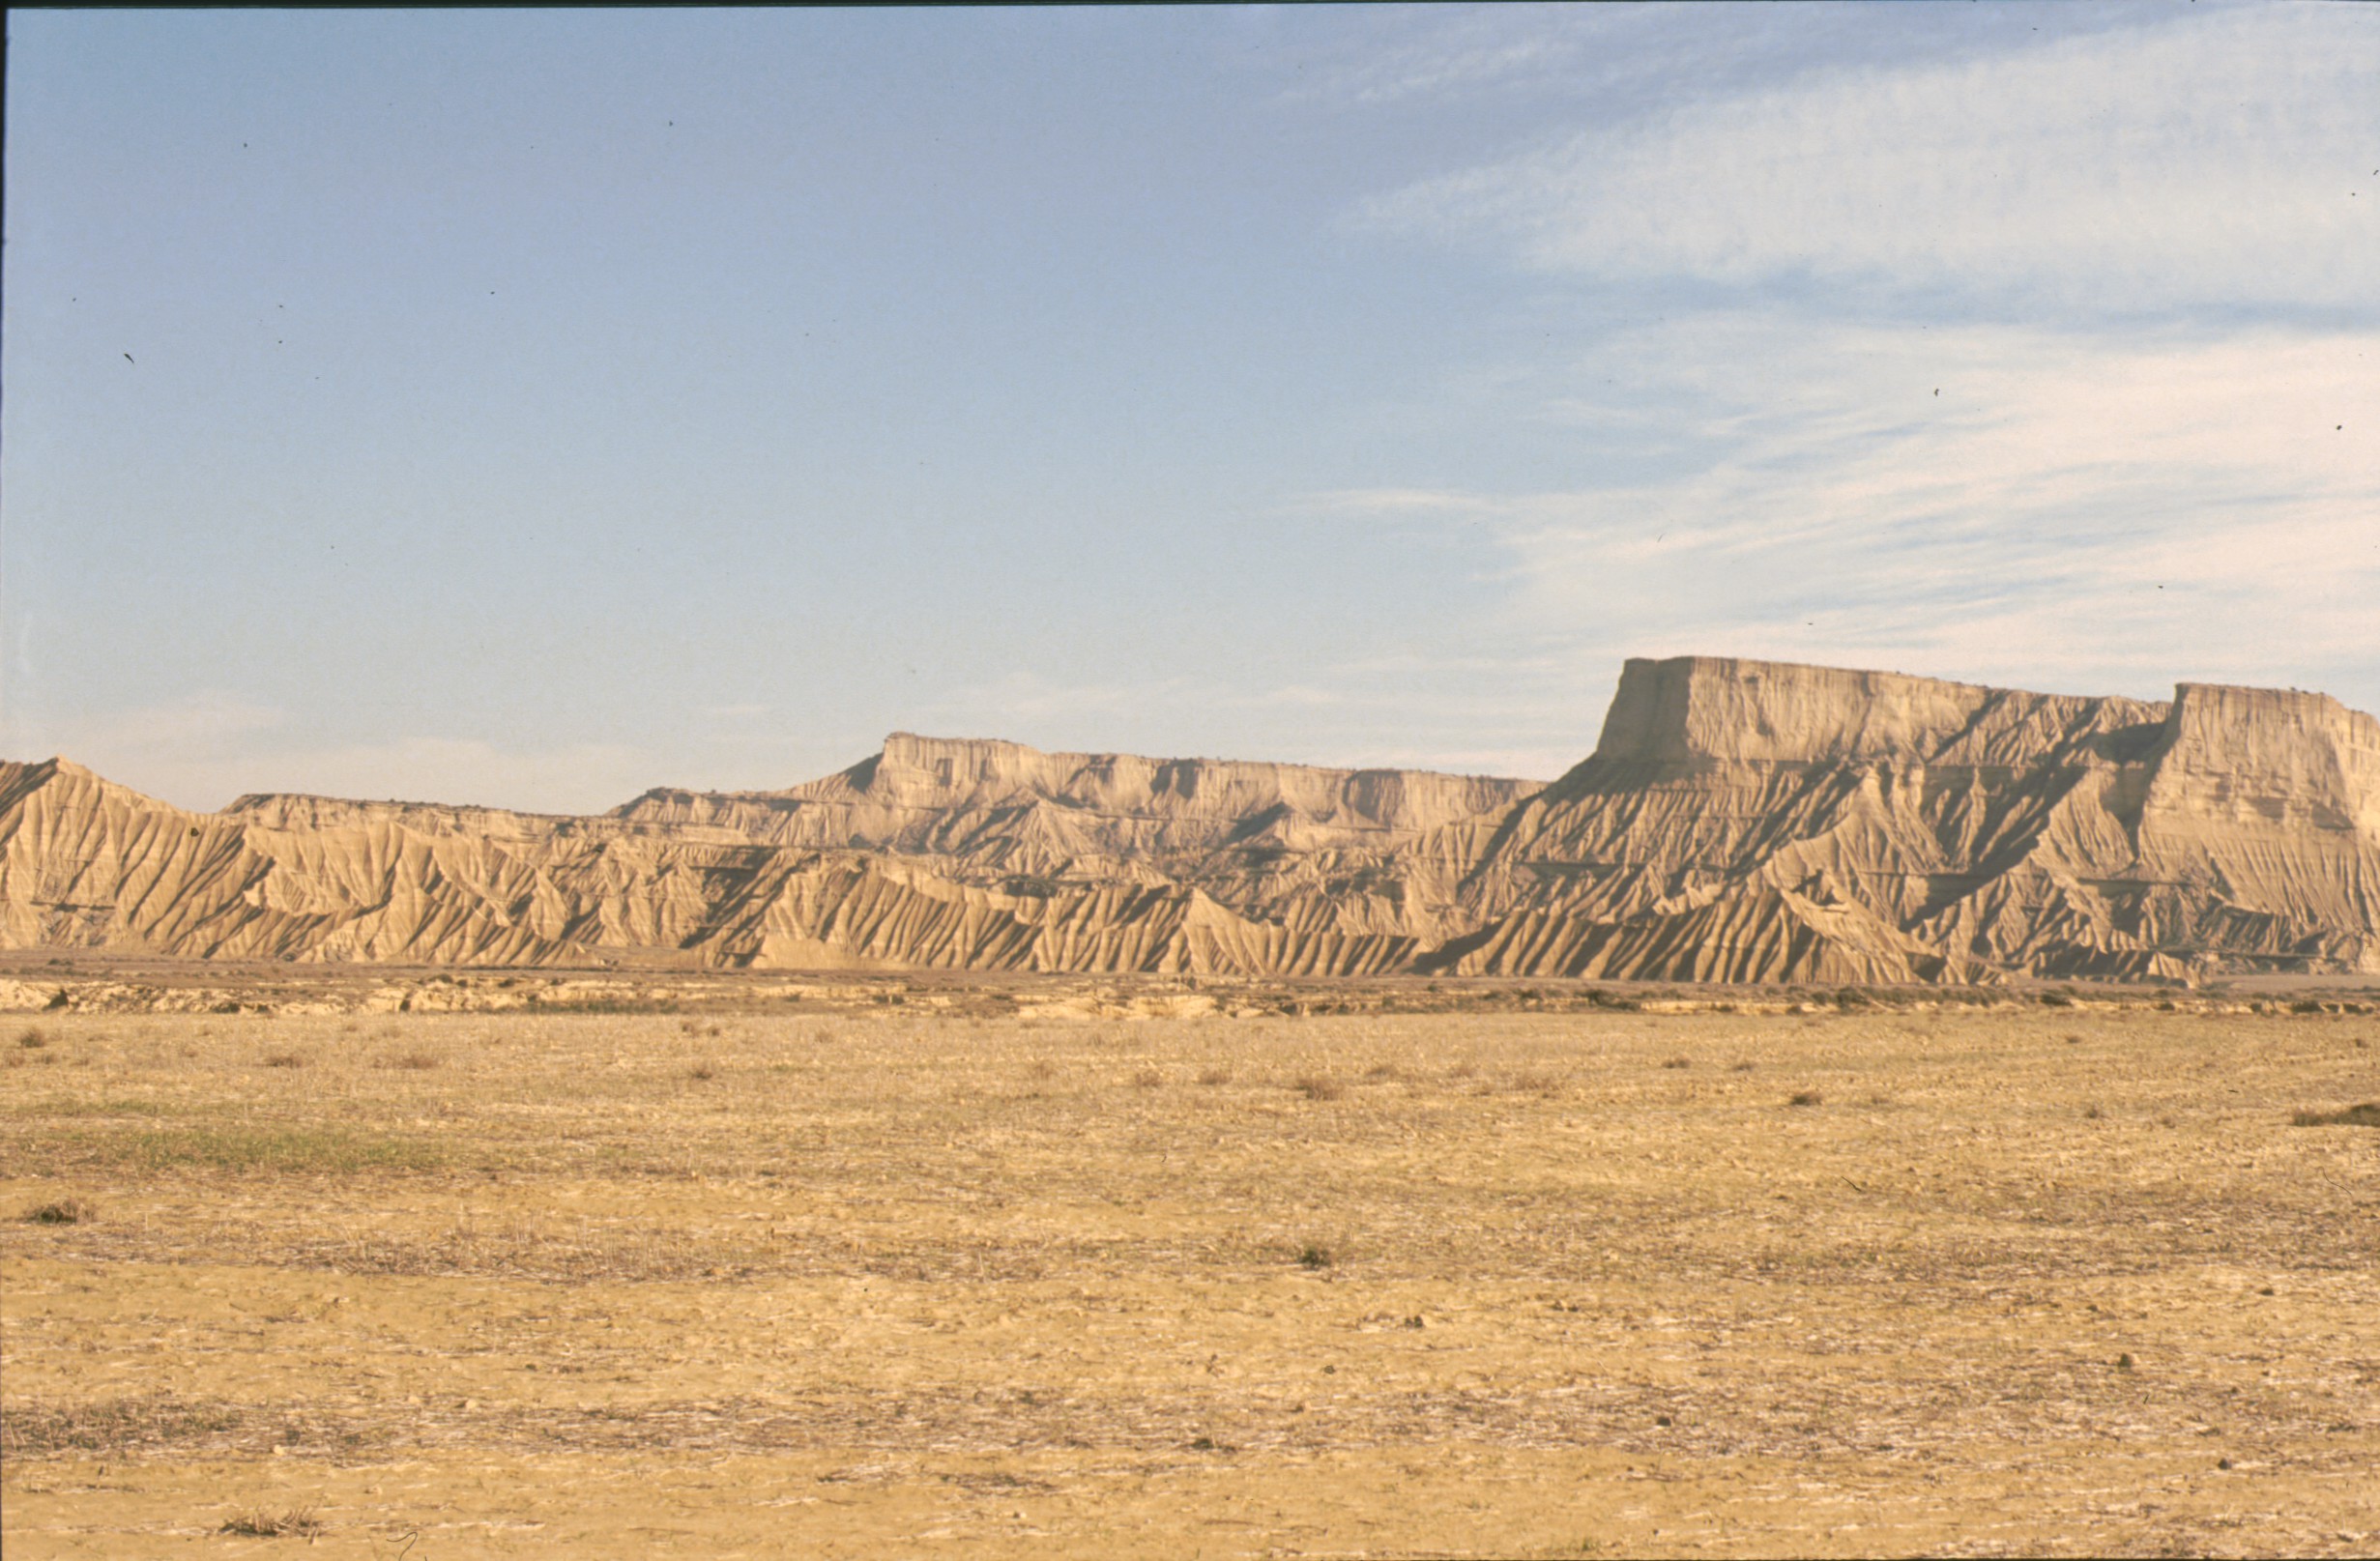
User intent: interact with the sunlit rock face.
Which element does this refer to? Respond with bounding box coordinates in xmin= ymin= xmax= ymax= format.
xmin=6 ymin=657 xmax=2375 ymax=982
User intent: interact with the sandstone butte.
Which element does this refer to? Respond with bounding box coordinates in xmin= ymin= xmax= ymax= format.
xmin=4 ymin=655 xmax=2376 ymax=985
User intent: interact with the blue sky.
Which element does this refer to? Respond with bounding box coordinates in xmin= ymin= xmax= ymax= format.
xmin=5 ymin=4 xmax=2374 ymax=810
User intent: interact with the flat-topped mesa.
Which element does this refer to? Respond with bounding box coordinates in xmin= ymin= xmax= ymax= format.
xmin=1589 ymin=655 xmax=2167 ymax=768
xmin=864 ymin=733 xmax=1537 ymax=833
xmin=221 ymin=792 xmax=585 ymax=839
xmin=616 ymin=734 xmax=1542 ymax=846
xmin=8 ymin=658 xmax=2375 ymax=981
xmin=2146 ymin=682 xmax=2380 ymax=839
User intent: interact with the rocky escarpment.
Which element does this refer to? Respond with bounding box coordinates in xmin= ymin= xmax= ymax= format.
xmin=6 ymin=658 xmax=2375 ymax=982
xmin=1 ymin=741 xmax=1534 ymax=975
xmin=1430 ymin=657 xmax=2380 ymax=984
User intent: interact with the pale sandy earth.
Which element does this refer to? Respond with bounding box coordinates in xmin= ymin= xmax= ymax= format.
xmin=3 ymin=976 xmax=2376 ymax=1557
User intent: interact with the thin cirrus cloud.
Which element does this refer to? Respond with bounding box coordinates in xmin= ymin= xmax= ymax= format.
xmin=1309 ymin=318 xmax=2380 ymax=707
xmin=1319 ymin=5 xmax=2380 ymax=719
xmin=1360 ymin=6 xmax=2379 ymax=312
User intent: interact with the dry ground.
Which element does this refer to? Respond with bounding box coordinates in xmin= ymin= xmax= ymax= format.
xmin=2 ymin=992 xmax=2376 ymax=1557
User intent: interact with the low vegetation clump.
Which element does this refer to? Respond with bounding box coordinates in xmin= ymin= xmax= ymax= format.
xmin=1293 ymin=1075 xmax=1343 ymax=1102
xmin=219 ymin=1508 xmax=325 ymax=1539
xmin=21 ymin=1197 xmax=94 ymax=1226
xmin=1 ymin=1396 xmax=242 ymax=1458
xmin=1788 ymin=1089 xmax=1824 ymax=1108
xmin=2289 ymin=1102 xmax=2380 ymax=1128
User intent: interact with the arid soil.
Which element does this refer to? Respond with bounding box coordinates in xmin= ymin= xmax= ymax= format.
xmin=3 ymin=978 xmax=2376 ymax=1557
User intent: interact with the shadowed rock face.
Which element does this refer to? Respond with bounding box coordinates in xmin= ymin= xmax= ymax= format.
xmin=5 ymin=657 xmax=2375 ymax=982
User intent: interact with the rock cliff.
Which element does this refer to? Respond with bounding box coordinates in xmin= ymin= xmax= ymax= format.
xmin=7 ymin=657 xmax=2374 ymax=982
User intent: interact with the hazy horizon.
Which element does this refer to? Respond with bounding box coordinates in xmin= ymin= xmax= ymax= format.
xmin=6 ymin=4 xmax=2374 ymax=812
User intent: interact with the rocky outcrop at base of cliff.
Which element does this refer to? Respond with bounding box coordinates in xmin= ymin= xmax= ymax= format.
xmin=6 ymin=657 xmax=2375 ymax=983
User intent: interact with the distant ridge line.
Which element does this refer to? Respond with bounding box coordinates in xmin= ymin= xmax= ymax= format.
xmin=5 ymin=655 xmax=2374 ymax=982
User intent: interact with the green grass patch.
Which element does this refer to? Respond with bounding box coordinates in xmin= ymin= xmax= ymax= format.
xmin=4 ymin=1094 xmax=196 ymax=1120
xmin=10 ymin=1124 xmax=451 ymax=1175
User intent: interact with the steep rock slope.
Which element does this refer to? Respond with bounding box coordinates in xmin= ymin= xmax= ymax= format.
xmin=6 ymin=657 xmax=2375 ymax=981
xmin=1430 ymin=657 xmax=2380 ymax=983
xmin=0 ymin=745 xmax=1521 ymax=974
xmin=606 ymin=733 xmax=1535 ymax=878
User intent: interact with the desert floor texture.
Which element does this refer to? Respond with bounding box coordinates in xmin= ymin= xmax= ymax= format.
xmin=3 ymin=976 xmax=2376 ymax=1558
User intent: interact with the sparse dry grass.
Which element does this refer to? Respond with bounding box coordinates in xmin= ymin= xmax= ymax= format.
xmin=18 ymin=1198 xmax=93 ymax=1227
xmin=3 ymin=990 xmax=2377 ymax=1557
xmin=218 ymin=1506 xmax=324 ymax=1538
xmin=2291 ymin=1102 xmax=2380 ymax=1128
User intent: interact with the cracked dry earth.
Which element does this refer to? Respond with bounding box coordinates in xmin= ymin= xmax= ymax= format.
xmin=2 ymin=998 xmax=2376 ymax=1557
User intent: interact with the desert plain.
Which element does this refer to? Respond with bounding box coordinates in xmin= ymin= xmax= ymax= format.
xmin=2 ymin=968 xmax=2375 ymax=1558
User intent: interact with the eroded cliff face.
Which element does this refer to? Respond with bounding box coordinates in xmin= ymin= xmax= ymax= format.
xmin=7 ymin=658 xmax=2375 ymax=981
xmin=1430 ymin=657 xmax=2378 ymax=983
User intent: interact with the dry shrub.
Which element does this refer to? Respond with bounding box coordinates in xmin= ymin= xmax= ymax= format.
xmin=1363 ymin=1061 xmax=1404 ymax=1082
xmin=1196 ymin=1065 xmax=1234 ymax=1086
xmin=2290 ymin=1102 xmax=2380 ymax=1128
xmin=1131 ymin=1067 xmax=1165 ymax=1089
xmin=220 ymin=1508 xmax=325 ymax=1538
xmin=260 ymin=1052 xmax=306 ymax=1069
xmin=1294 ymin=1242 xmax=1333 ymax=1270
xmin=22 ymin=1198 xmax=94 ymax=1226
xmin=1294 ymin=1075 xmax=1343 ymax=1102
xmin=1788 ymin=1089 xmax=1823 ymax=1108
xmin=2 ymin=1397 xmax=239 ymax=1458
xmin=1512 ymin=1069 xmax=1561 ymax=1097
xmin=17 ymin=1028 xmax=48 ymax=1050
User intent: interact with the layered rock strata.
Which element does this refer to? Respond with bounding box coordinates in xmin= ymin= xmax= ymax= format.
xmin=6 ymin=657 xmax=2374 ymax=982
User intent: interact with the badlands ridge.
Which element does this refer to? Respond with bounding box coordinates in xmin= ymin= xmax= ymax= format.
xmin=6 ymin=656 xmax=2377 ymax=984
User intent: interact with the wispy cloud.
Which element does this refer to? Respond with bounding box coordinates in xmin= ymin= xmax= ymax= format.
xmin=1283 ymin=10 xmax=1595 ymax=107
xmin=1361 ymin=7 xmax=2380 ymax=314
xmin=1310 ymin=317 xmax=2380 ymax=706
